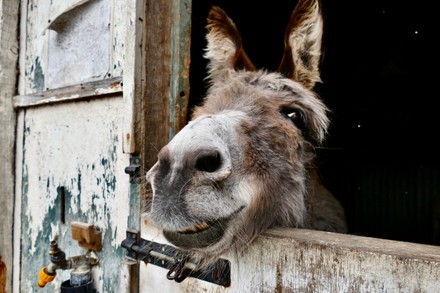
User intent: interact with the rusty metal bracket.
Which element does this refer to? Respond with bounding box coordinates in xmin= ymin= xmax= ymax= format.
xmin=121 ymin=229 xmax=231 ymax=287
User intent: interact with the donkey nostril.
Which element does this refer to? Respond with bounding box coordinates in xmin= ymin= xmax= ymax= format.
xmin=195 ymin=152 xmax=222 ymax=173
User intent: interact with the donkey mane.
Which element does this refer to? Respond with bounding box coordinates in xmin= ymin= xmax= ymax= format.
xmin=145 ymin=0 xmax=347 ymax=266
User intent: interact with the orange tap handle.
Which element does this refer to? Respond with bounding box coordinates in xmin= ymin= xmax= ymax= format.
xmin=37 ymin=267 xmax=56 ymax=288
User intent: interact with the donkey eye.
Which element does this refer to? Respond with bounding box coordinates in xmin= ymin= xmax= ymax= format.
xmin=195 ymin=152 xmax=222 ymax=173
xmin=280 ymin=107 xmax=306 ymax=130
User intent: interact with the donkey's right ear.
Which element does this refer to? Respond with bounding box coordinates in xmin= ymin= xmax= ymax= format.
xmin=278 ymin=0 xmax=324 ymax=89
xmin=204 ymin=6 xmax=256 ymax=84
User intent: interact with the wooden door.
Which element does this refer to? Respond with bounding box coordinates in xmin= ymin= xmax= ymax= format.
xmin=13 ymin=0 xmax=143 ymax=291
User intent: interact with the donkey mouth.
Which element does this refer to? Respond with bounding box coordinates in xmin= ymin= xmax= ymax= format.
xmin=163 ymin=206 xmax=244 ymax=249
xmin=163 ymin=219 xmax=229 ymax=249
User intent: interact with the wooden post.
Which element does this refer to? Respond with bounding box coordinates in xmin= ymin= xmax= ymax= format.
xmin=0 ymin=0 xmax=19 ymax=292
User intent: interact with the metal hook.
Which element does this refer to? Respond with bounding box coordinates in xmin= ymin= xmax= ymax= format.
xmin=166 ymin=257 xmax=192 ymax=283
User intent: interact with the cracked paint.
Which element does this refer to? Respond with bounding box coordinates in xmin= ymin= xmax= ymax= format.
xmin=18 ymin=97 xmax=130 ymax=292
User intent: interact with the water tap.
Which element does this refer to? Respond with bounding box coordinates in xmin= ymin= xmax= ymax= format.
xmin=38 ymin=223 xmax=101 ymax=289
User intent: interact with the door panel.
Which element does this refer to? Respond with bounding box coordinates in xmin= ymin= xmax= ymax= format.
xmin=15 ymin=0 xmax=139 ymax=291
xmin=17 ymin=97 xmax=130 ymax=292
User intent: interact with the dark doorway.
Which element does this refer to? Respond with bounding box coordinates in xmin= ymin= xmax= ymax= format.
xmin=189 ymin=0 xmax=440 ymax=245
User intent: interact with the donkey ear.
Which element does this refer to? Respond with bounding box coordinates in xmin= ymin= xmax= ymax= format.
xmin=278 ymin=0 xmax=323 ymax=89
xmin=204 ymin=6 xmax=256 ymax=83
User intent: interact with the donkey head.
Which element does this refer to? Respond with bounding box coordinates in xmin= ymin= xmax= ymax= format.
xmin=146 ymin=0 xmax=342 ymax=263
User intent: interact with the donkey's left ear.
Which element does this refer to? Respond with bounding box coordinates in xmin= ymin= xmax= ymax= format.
xmin=204 ymin=6 xmax=256 ymax=84
xmin=278 ymin=0 xmax=324 ymax=89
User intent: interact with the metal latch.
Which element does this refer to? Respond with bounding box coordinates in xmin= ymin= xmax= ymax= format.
xmin=124 ymin=157 xmax=140 ymax=183
xmin=121 ymin=229 xmax=231 ymax=287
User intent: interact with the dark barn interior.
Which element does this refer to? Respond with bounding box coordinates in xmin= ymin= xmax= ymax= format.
xmin=189 ymin=0 xmax=440 ymax=245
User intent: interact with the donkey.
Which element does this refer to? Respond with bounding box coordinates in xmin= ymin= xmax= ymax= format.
xmin=146 ymin=0 xmax=347 ymax=264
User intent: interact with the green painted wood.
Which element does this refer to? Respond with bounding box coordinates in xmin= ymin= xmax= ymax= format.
xmin=18 ymin=97 xmax=131 ymax=292
xmin=169 ymin=0 xmax=192 ymax=140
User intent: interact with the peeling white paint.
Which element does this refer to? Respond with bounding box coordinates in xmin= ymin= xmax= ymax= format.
xmin=15 ymin=0 xmax=137 ymax=291
xmin=115 ymin=0 xmax=144 ymax=154
xmin=21 ymin=0 xmax=112 ymax=93
xmin=94 ymin=85 xmax=123 ymax=95
xmin=13 ymin=110 xmax=25 ymax=293
xmin=13 ymin=77 xmax=123 ymax=108
xmin=21 ymin=0 xmax=50 ymax=94
xmin=35 ymin=94 xmax=81 ymax=103
xmin=45 ymin=0 xmax=91 ymax=31
xmin=23 ymin=97 xmax=130 ymax=244
xmin=46 ymin=0 xmax=111 ymax=89
xmin=17 ymin=96 xmax=131 ymax=292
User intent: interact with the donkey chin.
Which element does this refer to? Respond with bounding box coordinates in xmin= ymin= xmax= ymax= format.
xmin=161 ymin=206 xmax=246 ymax=255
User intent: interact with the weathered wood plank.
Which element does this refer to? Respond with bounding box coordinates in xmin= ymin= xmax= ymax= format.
xmin=139 ymin=0 xmax=174 ymax=169
xmin=139 ymin=226 xmax=440 ymax=292
xmin=234 ymin=228 xmax=440 ymax=292
xmin=13 ymin=77 xmax=122 ymax=108
xmin=138 ymin=3 xmax=192 ymax=291
xmin=0 ymin=0 xmax=19 ymax=292
xmin=169 ymin=0 xmax=192 ymax=139
xmin=266 ymin=228 xmax=440 ymax=263
xmin=117 ymin=0 xmax=146 ymax=154
xmin=13 ymin=111 xmax=24 ymax=293
xmin=138 ymin=0 xmax=192 ymax=167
